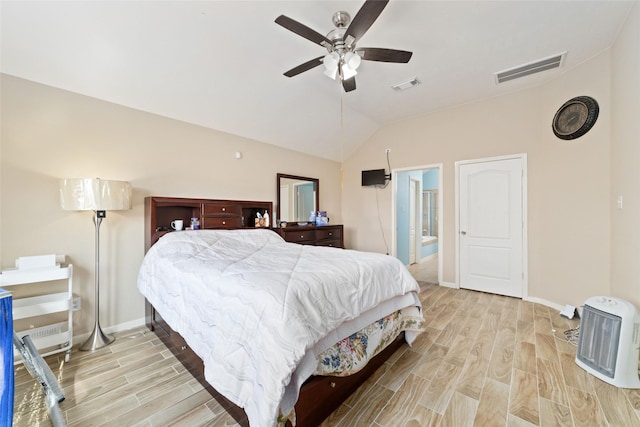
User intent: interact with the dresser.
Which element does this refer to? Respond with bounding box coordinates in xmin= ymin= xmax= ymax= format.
xmin=276 ymin=224 xmax=344 ymax=248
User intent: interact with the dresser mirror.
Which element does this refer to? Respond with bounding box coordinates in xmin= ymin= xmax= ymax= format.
xmin=277 ymin=173 xmax=319 ymax=224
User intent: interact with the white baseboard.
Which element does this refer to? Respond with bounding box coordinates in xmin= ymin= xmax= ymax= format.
xmin=73 ymin=317 xmax=146 ymax=345
xmin=439 ymin=281 xmax=458 ymax=289
xmin=426 ymin=283 xmax=568 ymax=316
xmin=435 ymin=285 xmax=566 ymax=315
xmin=523 ymin=296 xmax=564 ymax=313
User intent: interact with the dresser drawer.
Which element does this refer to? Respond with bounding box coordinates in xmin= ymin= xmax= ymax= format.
xmin=315 ymin=227 xmax=342 ymax=241
xmin=282 ymin=229 xmax=316 ymax=243
xmin=314 ymin=238 xmax=341 ymax=248
xmin=169 ymin=328 xmax=189 ymax=353
xmin=276 ymin=225 xmax=344 ymax=247
xmin=202 ymin=217 xmax=242 ymax=229
xmin=203 ymin=203 xmax=242 ymax=216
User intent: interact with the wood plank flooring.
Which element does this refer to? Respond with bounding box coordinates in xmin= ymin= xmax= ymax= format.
xmin=13 ymin=282 xmax=640 ymax=426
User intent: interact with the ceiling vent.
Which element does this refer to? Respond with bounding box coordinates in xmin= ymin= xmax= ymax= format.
xmin=392 ymin=77 xmax=421 ymax=91
xmin=495 ymin=52 xmax=566 ymax=84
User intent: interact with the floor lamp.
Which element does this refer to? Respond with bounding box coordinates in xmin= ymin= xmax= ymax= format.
xmin=60 ymin=178 xmax=132 ymax=351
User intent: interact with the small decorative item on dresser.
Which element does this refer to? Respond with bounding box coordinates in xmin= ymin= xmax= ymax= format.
xmin=316 ymin=217 xmax=330 ymax=226
xmin=190 ymin=217 xmax=200 ymax=230
xmin=255 ymin=212 xmax=266 ymax=228
xmin=315 ymin=211 xmax=329 ymax=226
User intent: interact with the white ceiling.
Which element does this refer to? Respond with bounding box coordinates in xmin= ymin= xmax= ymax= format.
xmin=1 ymin=1 xmax=634 ymax=161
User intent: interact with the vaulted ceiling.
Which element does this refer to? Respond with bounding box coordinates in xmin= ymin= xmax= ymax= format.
xmin=1 ymin=1 xmax=634 ymax=161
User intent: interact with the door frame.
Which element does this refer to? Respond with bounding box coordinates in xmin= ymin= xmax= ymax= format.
xmin=391 ymin=163 xmax=443 ymax=285
xmin=455 ymin=153 xmax=528 ymax=296
xmin=409 ymin=177 xmax=421 ymax=264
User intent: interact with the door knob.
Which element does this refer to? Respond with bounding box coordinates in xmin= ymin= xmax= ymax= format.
xmin=461 ymin=231 xmax=467 ymax=235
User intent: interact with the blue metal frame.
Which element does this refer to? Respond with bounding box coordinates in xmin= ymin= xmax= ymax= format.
xmin=0 ymin=290 xmax=14 ymax=427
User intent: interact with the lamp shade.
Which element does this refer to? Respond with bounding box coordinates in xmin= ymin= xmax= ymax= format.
xmin=60 ymin=178 xmax=132 ymax=211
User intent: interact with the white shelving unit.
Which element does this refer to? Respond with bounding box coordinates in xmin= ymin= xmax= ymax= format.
xmin=0 ymin=264 xmax=73 ymax=362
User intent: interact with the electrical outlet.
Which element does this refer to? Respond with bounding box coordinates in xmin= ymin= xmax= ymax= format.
xmin=72 ymin=297 xmax=81 ymax=312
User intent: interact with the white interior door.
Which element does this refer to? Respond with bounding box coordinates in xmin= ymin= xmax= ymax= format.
xmin=458 ymin=157 xmax=525 ymax=297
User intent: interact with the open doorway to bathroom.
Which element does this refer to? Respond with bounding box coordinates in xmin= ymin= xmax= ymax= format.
xmin=392 ymin=164 xmax=442 ymax=285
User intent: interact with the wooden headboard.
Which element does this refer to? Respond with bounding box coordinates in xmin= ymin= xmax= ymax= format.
xmin=144 ymin=196 xmax=273 ymax=252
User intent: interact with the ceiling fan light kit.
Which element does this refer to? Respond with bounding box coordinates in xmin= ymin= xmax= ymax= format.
xmin=323 ymin=51 xmax=341 ymax=79
xmin=275 ymin=0 xmax=413 ymax=92
xmin=345 ymin=52 xmax=362 ymax=71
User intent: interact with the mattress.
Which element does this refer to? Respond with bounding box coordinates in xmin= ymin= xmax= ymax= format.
xmin=137 ymin=228 xmax=424 ymax=427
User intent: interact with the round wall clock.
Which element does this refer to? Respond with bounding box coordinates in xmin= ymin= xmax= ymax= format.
xmin=552 ymin=96 xmax=599 ymax=140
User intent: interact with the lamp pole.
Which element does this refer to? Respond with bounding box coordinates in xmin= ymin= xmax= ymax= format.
xmin=79 ymin=210 xmax=115 ymax=351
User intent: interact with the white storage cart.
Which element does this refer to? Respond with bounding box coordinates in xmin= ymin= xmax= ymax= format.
xmin=0 ymin=261 xmax=73 ymax=362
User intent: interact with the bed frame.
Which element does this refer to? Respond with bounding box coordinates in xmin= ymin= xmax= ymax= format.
xmin=143 ymin=196 xmax=407 ymax=426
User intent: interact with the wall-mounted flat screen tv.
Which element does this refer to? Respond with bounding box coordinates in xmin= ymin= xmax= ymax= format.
xmin=362 ymin=169 xmax=387 ymax=186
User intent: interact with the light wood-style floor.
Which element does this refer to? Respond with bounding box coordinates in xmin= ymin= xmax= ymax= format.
xmin=407 ymin=255 xmax=438 ymax=285
xmin=14 ymin=278 xmax=640 ymax=426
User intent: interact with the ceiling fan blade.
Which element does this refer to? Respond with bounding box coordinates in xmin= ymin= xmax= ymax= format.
xmin=357 ymin=47 xmax=413 ymax=63
xmin=283 ymin=56 xmax=324 ymax=77
xmin=275 ymin=15 xmax=332 ymax=47
xmin=344 ymin=0 xmax=389 ymax=43
xmin=342 ymin=77 xmax=357 ymax=92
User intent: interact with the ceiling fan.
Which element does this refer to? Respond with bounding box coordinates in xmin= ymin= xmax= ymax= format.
xmin=275 ymin=0 xmax=412 ymax=93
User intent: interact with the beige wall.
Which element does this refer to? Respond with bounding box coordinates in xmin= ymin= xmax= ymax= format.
xmin=0 ymin=74 xmax=342 ymax=335
xmin=343 ymin=51 xmax=613 ymax=309
xmin=610 ymin=2 xmax=640 ymax=308
xmin=2 ymin=3 xmax=638 ymax=335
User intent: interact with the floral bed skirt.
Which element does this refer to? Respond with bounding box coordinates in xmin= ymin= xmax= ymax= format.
xmin=315 ymin=306 xmax=425 ymax=377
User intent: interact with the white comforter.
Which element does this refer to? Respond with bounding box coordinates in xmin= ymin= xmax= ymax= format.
xmin=137 ymin=229 xmax=422 ymax=427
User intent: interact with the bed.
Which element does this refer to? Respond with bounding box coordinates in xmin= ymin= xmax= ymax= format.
xmin=139 ymin=197 xmax=425 ymax=426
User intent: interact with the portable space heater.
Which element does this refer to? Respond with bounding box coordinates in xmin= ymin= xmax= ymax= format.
xmin=576 ymin=296 xmax=640 ymax=388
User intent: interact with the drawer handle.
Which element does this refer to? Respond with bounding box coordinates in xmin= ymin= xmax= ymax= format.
xmin=328 ymin=232 xmax=333 ymax=236
xmin=222 ymin=221 xmax=226 ymax=225
xmin=300 ymin=235 xmax=304 ymax=238
xmin=181 ymin=345 xmax=187 ymax=351
xmin=222 ymin=207 xmax=226 ymax=211
xmin=330 ymin=381 xmax=336 ymax=388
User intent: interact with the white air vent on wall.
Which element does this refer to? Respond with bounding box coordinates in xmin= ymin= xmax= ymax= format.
xmin=494 ymin=52 xmax=566 ymax=84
